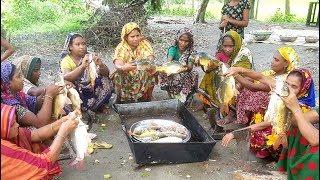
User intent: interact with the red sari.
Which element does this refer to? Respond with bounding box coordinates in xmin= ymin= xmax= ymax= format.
xmin=1 ymin=104 xmax=61 ymax=180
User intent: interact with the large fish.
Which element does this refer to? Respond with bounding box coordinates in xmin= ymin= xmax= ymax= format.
xmin=191 ymin=52 xmax=221 ymax=72
xmin=69 ymin=110 xmax=93 ymax=170
xmin=216 ymin=64 xmax=236 ymax=105
xmin=156 ymin=62 xmax=188 ymax=76
xmin=264 ymin=76 xmax=290 ymax=148
xmin=52 ymin=74 xmax=68 ymax=119
xmin=87 ymin=54 xmax=98 ymax=88
xmin=67 ymin=87 xmax=82 ymax=111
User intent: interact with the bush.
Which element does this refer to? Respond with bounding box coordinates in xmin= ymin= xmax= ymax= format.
xmin=268 ymin=8 xmax=305 ymax=23
xmin=2 ymin=0 xmax=91 ymax=36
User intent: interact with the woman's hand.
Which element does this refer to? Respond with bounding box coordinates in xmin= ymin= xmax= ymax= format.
xmin=45 ymin=84 xmax=64 ymax=97
xmin=122 ymin=62 xmax=137 ymax=71
xmin=224 ymin=67 xmax=242 ymax=77
xmin=58 ymin=115 xmax=79 ymax=136
xmin=221 ymin=133 xmax=234 ymax=147
xmin=81 ymin=54 xmax=90 ymax=69
xmin=93 ymin=53 xmax=104 ymax=66
xmin=65 ymin=80 xmax=75 ymax=89
xmin=280 ymin=86 xmax=301 ymax=112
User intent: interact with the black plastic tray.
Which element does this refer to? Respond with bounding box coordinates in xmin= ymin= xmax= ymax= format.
xmin=114 ymin=99 xmax=216 ymax=165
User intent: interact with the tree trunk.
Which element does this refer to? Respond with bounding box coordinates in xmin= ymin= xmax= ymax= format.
xmin=194 ymin=0 xmax=209 ymax=23
xmin=249 ymin=0 xmax=255 ymax=19
xmin=254 ymin=0 xmax=259 ymax=19
xmin=285 ymin=0 xmax=290 ymax=15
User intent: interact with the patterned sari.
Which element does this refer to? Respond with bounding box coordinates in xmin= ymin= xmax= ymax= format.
xmin=1 ymin=61 xmax=37 ymax=124
xmin=276 ymin=69 xmax=318 ymax=180
xmin=199 ymin=30 xmax=253 ymax=106
xmin=1 ymin=104 xmax=61 ymax=180
xmin=60 ymin=33 xmax=114 ymax=112
xmin=159 ymin=28 xmax=199 ymax=103
xmin=248 ymin=47 xmax=301 ymax=159
xmin=112 ymin=22 xmax=157 ymax=103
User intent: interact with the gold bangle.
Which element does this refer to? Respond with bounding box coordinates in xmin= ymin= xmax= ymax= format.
xmin=44 ymin=95 xmax=53 ymax=100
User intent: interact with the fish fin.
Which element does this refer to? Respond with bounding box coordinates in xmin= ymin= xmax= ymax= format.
xmin=69 ymin=159 xmax=85 ymax=171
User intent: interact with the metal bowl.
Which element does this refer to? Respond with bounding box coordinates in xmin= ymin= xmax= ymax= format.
xmin=279 ymin=35 xmax=297 ymax=42
xmin=251 ymin=31 xmax=272 ymax=41
xmin=130 ymin=119 xmax=191 ymax=143
xmin=305 ymin=36 xmax=319 ymax=43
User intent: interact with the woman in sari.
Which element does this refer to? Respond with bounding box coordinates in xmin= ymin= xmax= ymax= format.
xmin=12 ymin=55 xmax=45 ymax=96
xmin=1 ymin=61 xmax=62 ymax=128
xmin=235 ymin=46 xmax=301 ymax=125
xmin=112 ymin=22 xmax=157 ymax=103
xmin=1 ymin=103 xmax=79 ymax=180
xmin=222 ymin=68 xmax=319 ymax=163
xmin=159 ymin=28 xmax=198 ymax=104
xmin=199 ymin=30 xmax=253 ymax=124
xmin=60 ymin=33 xmax=114 ymax=112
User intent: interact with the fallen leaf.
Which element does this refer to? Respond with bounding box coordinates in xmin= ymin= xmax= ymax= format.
xmin=104 ymin=174 xmax=111 ymax=179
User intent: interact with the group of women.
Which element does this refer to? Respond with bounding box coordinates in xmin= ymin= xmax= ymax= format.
xmin=1 ymin=1 xmax=318 ymax=178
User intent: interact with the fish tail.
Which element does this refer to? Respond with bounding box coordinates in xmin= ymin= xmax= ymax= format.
xmin=69 ymin=158 xmax=85 ymax=171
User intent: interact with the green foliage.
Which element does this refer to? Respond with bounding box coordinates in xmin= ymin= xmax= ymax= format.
xmin=268 ymin=8 xmax=305 ymax=23
xmin=2 ymin=0 xmax=92 ymax=36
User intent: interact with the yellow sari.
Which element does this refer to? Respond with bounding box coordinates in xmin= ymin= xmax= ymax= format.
xmin=112 ymin=22 xmax=157 ymax=103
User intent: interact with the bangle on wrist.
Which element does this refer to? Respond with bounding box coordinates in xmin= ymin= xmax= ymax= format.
xmin=291 ymin=108 xmax=301 ymax=114
xmin=44 ymin=95 xmax=53 ymax=100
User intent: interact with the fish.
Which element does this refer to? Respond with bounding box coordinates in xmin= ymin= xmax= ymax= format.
xmin=52 ymin=74 xmax=68 ymax=119
xmin=156 ymin=62 xmax=188 ymax=76
xmin=264 ymin=76 xmax=290 ymax=149
xmin=190 ymin=52 xmax=221 ymax=72
xmin=216 ymin=64 xmax=236 ymax=105
xmin=133 ymin=59 xmax=156 ymax=71
xmin=153 ymin=137 xmax=183 ymax=143
xmin=69 ymin=110 xmax=94 ymax=170
xmin=67 ymin=87 xmax=82 ymax=111
xmin=87 ymin=54 xmax=98 ymax=88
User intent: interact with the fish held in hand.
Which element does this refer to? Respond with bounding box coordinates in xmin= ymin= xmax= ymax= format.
xmin=216 ymin=64 xmax=236 ymax=105
xmin=156 ymin=62 xmax=188 ymax=76
xmin=264 ymin=76 xmax=290 ymax=149
xmin=69 ymin=110 xmax=94 ymax=170
xmin=52 ymin=74 xmax=67 ymax=119
xmin=191 ymin=52 xmax=221 ymax=72
xmin=87 ymin=54 xmax=98 ymax=88
xmin=67 ymin=87 xmax=82 ymax=111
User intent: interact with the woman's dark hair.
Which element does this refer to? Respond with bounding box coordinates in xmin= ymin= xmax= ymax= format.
xmin=288 ymin=70 xmax=303 ymax=86
xmin=60 ymin=33 xmax=84 ymax=59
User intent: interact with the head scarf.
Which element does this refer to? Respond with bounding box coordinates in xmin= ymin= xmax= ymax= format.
xmin=12 ymin=55 xmax=41 ymax=83
xmin=60 ymin=33 xmax=84 ymax=59
xmin=113 ymin=22 xmax=153 ymax=63
xmin=277 ymin=46 xmax=301 ymax=72
xmin=120 ymin=22 xmax=141 ymax=43
xmin=174 ymin=27 xmax=194 ymax=52
xmin=1 ymin=104 xmax=16 ymax=140
xmin=289 ymin=68 xmax=316 ymax=107
xmin=1 ymin=61 xmax=27 ymax=107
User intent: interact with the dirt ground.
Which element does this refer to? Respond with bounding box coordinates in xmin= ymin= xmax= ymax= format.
xmin=8 ymin=16 xmax=319 ymax=180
